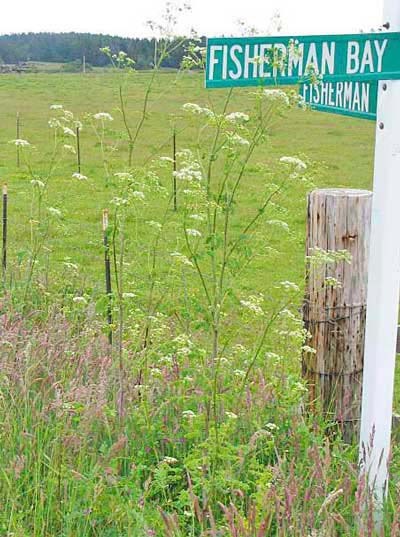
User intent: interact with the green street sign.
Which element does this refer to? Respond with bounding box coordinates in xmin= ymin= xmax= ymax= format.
xmin=300 ymin=80 xmax=378 ymax=120
xmin=206 ymin=32 xmax=400 ymax=89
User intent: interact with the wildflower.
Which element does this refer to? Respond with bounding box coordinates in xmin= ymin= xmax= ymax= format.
xmin=146 ymin=220 xmax=162 ymax=231
xmin=226 ymin=133 xmax=250 ymax=146
xmin=266 ymin=219 xmax=290 ymax=232
xmin=10 ymin=139 xmax=30 ymax=147
xmin=186 ymin=228 xmax=201 ymax=238
xmin=266 ymin=422 xmax=279 ymax=431
xmin=63 ymin=144 xmax=76 ymax=154
xmin=294 ymin=381 xmax=308 ymax=393
xmin=302 ymin=345 xmax=317 ymax=355
xmin=182 ymin=410 xmax=196 ymax=418
xmin=63 ymin=110 xmax=74 ymax=121
xmin=94 ymin=112 xmax=114 ymax=121
xmin=162 ymin=456 xmax=178 ymax=465
xmin=63 ymin=127 xmax=76 ymax=137
xmin=131 ymin=191 xmax=145 ymax=201
xmin=263 ymin=89 xmax=290 ymax=106
xmin=122 ymin=292 xmax=136 ymax=299
xmin=74 ymin=120 xmax=83 ymax=129
xmin=280 ymin=156 xmax=307 ymax=171
xmin=240 ymin=294 xmax=264 ymax=316
xmin=182 ymin=102 xmax=213 ymax=117
xmin=279 ymin=281 xmax=300 ymax=292
xmin=225 ymin=411 xmax=238 ymax=419
xmin=189 ymin=214 xmax=204 ymax=221
xmin=73 ymin=296 xmax=87 ymax=304
xmin=50 ymin=104 xmax=63 ymax=110
xmin=173 ymin=150 xmax=203 ymax=182
xmin=31 ymin=179 xmax=45 ymax=188
xmin=307 ymin=247 xmax=352 ymax=266
xmin=265 ymin=352 xmax=282 ymax=364
xmin=225 ymin=112 xmax=250 ymax=123
xmin=47 ymin=207 xmax=62 ymax=217
xmin=114 ymin=172 xmax=133 ymax=180
xmin=174 ymin=167 xmax=203 ymax=182
xmin=48 ymin=118 xmax=61 ymax=129
xmin=63 ymin=260 xmax=78 ymax=271
xmin=72 ymin=172 xmax=88 ymax=181
xmin=325 ymin=276 xmax=342 ymax=288
xmin=170 ymin=251 xmax=194 ymax=267
xmin=159 ymin=156 xmax=174 ymax=163
xmin=111 ymin=197 xmax=129 ymax=206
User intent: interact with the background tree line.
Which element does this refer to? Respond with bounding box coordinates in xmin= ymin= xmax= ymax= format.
xmin=0 ymin=32 xmax=206 ymax=69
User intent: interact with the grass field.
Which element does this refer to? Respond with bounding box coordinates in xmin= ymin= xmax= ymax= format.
xmin=0 ymin=70 xmax=376 ymax=291
xmin=0 ymin=70 xmax=399 ymax=536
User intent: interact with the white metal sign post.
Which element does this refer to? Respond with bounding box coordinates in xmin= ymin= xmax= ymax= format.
xmin=205 ymin=0 xmax=400 ymax=510
xmin=359 ymin=0 xmax=400 ymax=505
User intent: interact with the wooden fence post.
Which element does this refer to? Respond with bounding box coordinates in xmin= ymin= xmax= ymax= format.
xmin=302 ymin=188 xmax=372 ymax=442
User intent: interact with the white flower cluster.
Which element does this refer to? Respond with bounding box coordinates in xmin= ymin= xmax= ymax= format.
xmin=185 ymin=228 xmax=201 ymax=238
xmin=278 ymin=281 xmax=300 ymax=292
xmin=122 ymin=292 xmax=136 ymax=299
xmin=225 ymin=112 xmax=250 ymax=123
xmin=48 ymin=105 xmax=82 ymax=132
xmin=280 ymin=156 xmax=307 ymax=171
xmin=73 ymin=296 xmax=87 ymax=304
xmin=173 ymin=150 xmax=202 ymax=182
xmin=47 ymin=207 xmax=62 ymax=217
xmin=302 ymin=345 xmax=317 ymax=355
xmin=31 ymin=179 xmax=45 ymax=188
xmin=162 ymin=456 xmax=178 ymax=465
xmin=48 ymin=118 xmax=61 ymax=129
xmin=189 ymin=214 xmax=205 ymax=222
xmin=263 ymin=89 xmax=290 ymax=107
xmin=114 ymin=172 xmax=133 ymax=181
xmin=170 ymin=251 xmax=193 ymax=267
xmin=266 ymin=219 xmax=290 ymax=232
xmin=182 ymin=410 xmax=196 ymax=419
xmin=225 ymin=133 xmax=250 ymax=147
xmin=111 ymin=197 xmax=129 ymax=206
xmin=307 ymin=247 xmax=352 ymax=267
xmin=182 ymin=102 xmax=213 ymax=117
xmin=72 ymin=172 xmax=88 ymax=181
xmin=324 ymin=276 xmax=343 ymax=288
xmin=63 ymin=144 xmax=76 ymax=154
xmin=93 ymin=112 xmax=114 ymax=121
xmin=131 ymin=191 xmax=145 ymax=201
xmin=240 ymin=294 xmax=265 ymax=316
xmin=10 ymin=139 xmax=30 ymax=147
xmin=146 ymin=220 xmax=162 ymax=231
xmin=63 ymin=127 xmax=76 ymax=138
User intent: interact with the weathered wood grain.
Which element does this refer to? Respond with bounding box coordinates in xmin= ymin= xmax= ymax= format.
xmin=302 ymin=189 xmax=372 ymax=442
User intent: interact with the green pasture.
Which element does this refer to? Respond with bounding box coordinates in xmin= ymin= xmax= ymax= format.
xmin=0 ymin=70 xmax=374 ymax=280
